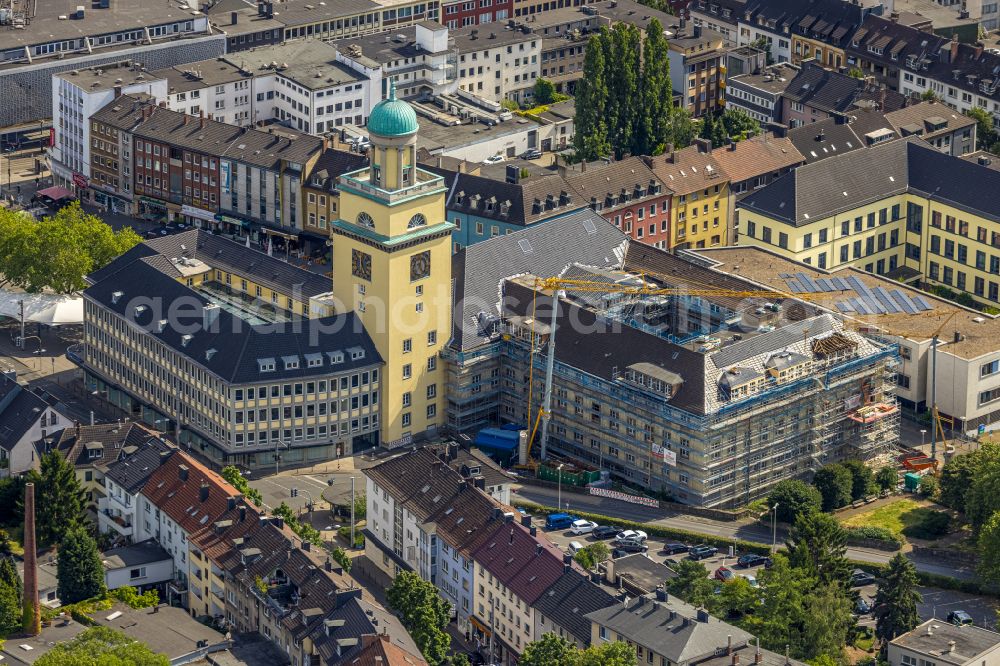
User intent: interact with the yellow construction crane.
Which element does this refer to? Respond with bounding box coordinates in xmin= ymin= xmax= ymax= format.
xmin=519 ymin=273 xmax=831 ymax=468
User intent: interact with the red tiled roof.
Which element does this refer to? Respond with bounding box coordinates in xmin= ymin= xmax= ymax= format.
xmin=141 ymin=450 xmax=242 ymax=535
xmin=350 ymin=634 xmax=428 ymax=666
xmin=471 ymin=521 xmax=573 ymax=605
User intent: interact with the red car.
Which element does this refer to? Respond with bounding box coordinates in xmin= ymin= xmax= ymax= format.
xmin=715 ymin=566 xmax=735 ymax=582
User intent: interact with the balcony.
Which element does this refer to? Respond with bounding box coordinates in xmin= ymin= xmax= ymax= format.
xmin=99 ymin=509 xmax=133 ymax=537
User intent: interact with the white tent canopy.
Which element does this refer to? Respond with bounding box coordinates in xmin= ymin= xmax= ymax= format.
xmin=0 ymin=290 xmax=83 ymax=326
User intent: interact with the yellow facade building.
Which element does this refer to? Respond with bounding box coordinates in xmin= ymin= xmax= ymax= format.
xmin=330 ymin=82 xmax=453 ymax=446
xmin=645 ymin=144 xmax=731 ymax=250
xmin=738 ymin=138 xmax=1000 ymax=307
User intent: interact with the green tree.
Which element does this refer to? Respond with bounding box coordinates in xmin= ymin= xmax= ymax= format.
xmin=966 ymin=106 xmax=1000 ymax=153
xmin=574 ymin=31 xmax=612 ymax=161
xmin=666 ymin=106 xmax=696 ymax=148
xmin=699 ymin=112 xmax=717 ymax=143
xmin=841 ymin=460 xmax=875 ymax=501
xmin=220 ymin=465 xmax=262 ymax=507
xmin=847 ymin=67 xmax=865 ymax=79
xmin=742 ymin=555 xmax=810 ymax=655
xmin=57 ymin=527 xmax=107 ymax=604
xmin=720 ymin=108 xmax=761 ymax=142
xmin=603 ymin=23 xmax=642 ymax=158
xmin=272 ymin=502 xmax=322 ymax=545
xmin=767 ymin=479 xmax=822 ymax=523
xmin=940 ymin=450 xmax=979 ymax=510
xmin=28 ymin=450 xmax=86 ymax=546
xmin=110 ymin=585 xmax=159 ymax=609
xmin=444 ymin=655 xmax=472 ymax=666
xmin=331 ymin=546 xmax=352 ymax=573
xmin=521 ymin=634 xmax=576 ymax=666
xmin=0 ymin=556 xmax=22 ymax=634
xmin=665 ymin=559 xmax=715 ymax=608
xmin=353 ymin=491 xmax=367 ymax=521
xmin=977 ymin=510 xmax=1000 ymax=584
xmin=533 ymin=78 xmax=557 ymax=105
xmin=875 ymin=466 xmax=898 ymax=493
xmin=35 ymin=626 xmax=168 ymax=666
xmin=918 ymin=474 xmax=939 ymax=498
xmin=574 ymin=542 xmax=610 ymax=570
xmin=962 ymin=442 xmax=1000 ymax=530
xmin=786 ymin=511 xmax=849 ymax=587
xmin=716 ymin=576 xmax=760 ymax=618
xmin=636 ymin=19 xmax=672 ymax=155
xmin=577 ymin=641 xmax=638 ymax=666
xmin=800 ymin=583 xmax=853 ymax=661
xmin=812 ymin=463 xmax=853 ymax=511
xmin=0 ymin=203 xmax=141 ymax=295
xmin=386 ymin=572 xmax=452 ymax=664
xmin=921 ymin=89 xmax=940 ymax=102
xmin=875 ymin=553 xmax=922 ymax=643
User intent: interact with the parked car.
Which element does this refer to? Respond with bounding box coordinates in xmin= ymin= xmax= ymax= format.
xmin=570 ymin=519 xmax=598 ymax=535
xmin=616 ymin=529 xmax=648 ymax=542
xmin=715 ymin=566 xmax=735 ymax=582
xmin=519 ymin=149 xmax=542 ymax=160
xmin=850 ymin=570 xmax=876 ymax=587
xmin=592 ymin=525 xmax=621 ymax=540
xmin=567 ymin=540 xmax=585 ymax=556
xmin=855 ymin=598 xmax=871 ymax=616
xmin=483 ymin=154 xmax=505 ymax=164
xmin=545 ymin=513 xmax=575 ymax=530
xmin=688 ymin=545 xmax=719 ymax=560
xmin=736 ymin=553 xmax=771 ymax=568
xmin=612 ymin=541 xmax=648 ymax=554
xmin=661 ymin=543 xmax=689 ymax=555
xmin=740 ymin=574 xmax=759 ymax=588
xmin=948 ymin=610 xmax=974 ymax=626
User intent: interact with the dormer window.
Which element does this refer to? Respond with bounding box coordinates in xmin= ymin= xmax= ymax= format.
xmin=283 ymin=355 xmax=299 ymax=370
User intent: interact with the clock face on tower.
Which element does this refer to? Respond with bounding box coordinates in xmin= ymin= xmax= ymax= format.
xmin=352 ymin=249 xmax=372 ymax=281
xmin=410 ymin=250 xmax=431 ymax=281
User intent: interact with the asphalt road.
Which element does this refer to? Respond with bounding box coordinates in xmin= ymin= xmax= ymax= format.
xmin=512 ymin=484 xmax=978 ymax=581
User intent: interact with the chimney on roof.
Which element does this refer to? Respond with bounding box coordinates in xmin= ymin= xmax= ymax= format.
xmin=529 ymin=526 xmax=536 ymax=536
xmin=755 ymin=638 xmax=762 ymax=664
xmin=655 ymin=586 xmax=667 ymax=602
xmin=694 ymin=137 xmax=712 ymax=153
xmin=239 ymin=506 xmax=247 ymax=522
xmin=729 ymin=139 xmax=737 ymax=151
xmin=536 ymin=543 xmax=543 ymax=556
xmin=728 ymin=635 xmax=733 ymax=655
xmin=325 ymin=559 xmax=332 ymax=572
xmin=474 ymin=477 xmax=486 ymax=490
xmin=948 ymin=641 xmax=957 ymax=653
xmin=951 ymin=35 xmax=959 ymax=63
xmin=199 ymin=482 xmax=209 ymax=502
xmin=505 ymin=164 xmax=520 ymax=184
xmin=113 ymin=85 xmax=122 ymax=98
xmin=302 ymin=540 xmax=311 ymax=552
xmin=520 ymin=514 xmax=531 ymax=528
xmin=179 ymin=464 xmax=189 ymax=482
xmin=227 ymin=496 xmax=237 ymax=511
xmin=231 ymin=10 xmax=238 ymax=25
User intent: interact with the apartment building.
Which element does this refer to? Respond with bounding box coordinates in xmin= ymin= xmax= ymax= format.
xmin=0 ymin=376 xmax=70 ymax=477
xmin=50 ymin=62 xmax=169 ymax=195
xmin=668 ymin=27 xmax=728 ymax=119
xmin=644 ymin=143 xmax=731 ymax=250
xmin=689 ymin=0 xmax=741 ymax=45
xmin=883 ymin=102 xmax=977 ymax=155
xmin=781 ymin=62 xmax=906 ymax=128
xmin=888 ymin=620 xmax=1000 ymax=666
xmin=725 ymin=63 xmax=799 ymax=124
xmin=210 ymin=0 xmax=440 ymax=54
xmin=847 ymin=15 xmax=1000 ymax=127
xmin=441 ymin=0 xmax=513 ymax=28
xmin=563 ymin=158 xmax=672 ymax=249
xmin=78 ymin=230 xmax=384 ymax=466
xmin=95 ymin=438 xmax=176 ymax=543
xmin=301 ymin=148 xmax=370 ymax=244
xmin=587 ymin=593 xmax=806 ymax=666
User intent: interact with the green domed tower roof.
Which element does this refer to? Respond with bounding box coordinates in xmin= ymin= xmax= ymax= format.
xmin=367 ymin=81 xmax=419 ymax=138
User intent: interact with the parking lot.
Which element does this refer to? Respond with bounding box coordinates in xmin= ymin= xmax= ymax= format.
xmin=528 ymin=514 xmax=998 ymax=630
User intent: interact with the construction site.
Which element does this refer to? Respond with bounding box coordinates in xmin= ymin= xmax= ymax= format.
xmin=445 ymin=231 xmax=902 ymax=508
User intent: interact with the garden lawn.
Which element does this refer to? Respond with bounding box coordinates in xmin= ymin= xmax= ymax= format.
xmin=840 ymin=499 xmax=946 ymax=540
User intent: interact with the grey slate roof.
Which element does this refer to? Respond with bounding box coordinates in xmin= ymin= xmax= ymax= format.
xmin=585 ymin=595 xmax=754 ymax=664
xmin=891 ymin=620 xmax=1000 ymax=665
xmin=786 ymin=117 xmax=866 ymax=164
xmin=451 ymin=208 xmax=628 ymax=351
xmin=0 ymin=376 xmax=56 ymax=453
xmin=88 ymin=229 xmax=330 ymax=298
xmin=84 ymin=258 xmax=380 ymax=385
xmin=103 ymin=438 xmax=176 ymax=494
xmin=307 ymin=148 xmax=369 ymax=195
xmin=741 ymin=138 xmax=1000 ymax=226
xmin=713 ymin=315 xmax=835 ymax=367
xmin=531 ymin=570 xmax=617 ymax=644
xmin=102 ymin=539 xmax=173 ymax=569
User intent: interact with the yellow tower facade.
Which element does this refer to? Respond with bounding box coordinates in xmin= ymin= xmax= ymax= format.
xmin=330 ymin=83 xmax=454 ymax=446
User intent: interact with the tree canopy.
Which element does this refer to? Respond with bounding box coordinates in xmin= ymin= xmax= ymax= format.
xmin=57 ymin=526 xmax=107 ymax=604
xmin=766 ymin=479 xmax=822 ymax=523
xmin=0 ymin=203 xmax=141 ymax=294
xmin=875 ymin=553 xmax=922 ymax=643
xmin=786 ymin=511 xmax=849 ymax=587
xmin=812 ymin=463 xmax=854 ymax=512
xmin=0 ymin=555 xmax=22 ymax=634
xmin=28 ymin=450 xmax=87 ymax=546
xmin=35 ymin=626 xmax=168 ymax=666
xmin=966 ymin=106 xmax=1000 ymax=154
xmin=574 ymin=20 xmax=675 ymax=160
xmin=521 ymin=635 xmax=637 ymax=666
xmin=220 ymin=466 xmax=263 ymax=507
xmin=386 ymin=571 xmax=452 ymax=664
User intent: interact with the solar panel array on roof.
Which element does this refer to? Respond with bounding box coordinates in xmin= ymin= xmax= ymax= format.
xmin=890 ymin=289 xmax=917 ymax=315
xmin=796 ymin=273 xmax=819 ymax=292
xmin=913 ymin=295 xmax=933 ymax=310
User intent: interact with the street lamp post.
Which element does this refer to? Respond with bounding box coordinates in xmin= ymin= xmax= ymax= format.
xmin=771 ymin=503 xmax=780 ymax=554
xmin=920 ymin=429 xmax=927 ymax=450
xmin=350 ymin=476 xmax=356 ymax=549
xmin=556 ymin=463 xmax=565 ymax=511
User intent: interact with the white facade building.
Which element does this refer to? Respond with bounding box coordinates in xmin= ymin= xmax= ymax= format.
xmin=50 ymin=61 xmax=168 ymax=189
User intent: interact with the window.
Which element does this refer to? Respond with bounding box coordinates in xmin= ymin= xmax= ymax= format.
xmin=403 ymin=364 xmax=412 ymax=379
xmin=428 ymin=330 xmax=437 ymax=345
xmin=129 ymin=567 xmax=147 ymax=579
xmin=982 ymin=360 xmax=999 ymax=378
xmin=403 ymin=338 xmax=412 ymax=353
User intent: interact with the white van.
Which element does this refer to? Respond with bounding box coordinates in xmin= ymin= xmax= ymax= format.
xmin=568 ymin=540 xmax=585 ymax=556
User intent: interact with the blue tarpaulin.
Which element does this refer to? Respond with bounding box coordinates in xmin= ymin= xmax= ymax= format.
xmin=474 ymin=427 xmax=520 ymax=451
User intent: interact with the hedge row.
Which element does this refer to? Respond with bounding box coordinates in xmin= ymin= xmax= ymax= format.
xmin=844 ymin=526 xmax=903 ymax=548
xmin=515 ymin=501 xmax=773 ymax=556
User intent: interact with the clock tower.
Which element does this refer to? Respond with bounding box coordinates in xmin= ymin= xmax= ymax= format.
xmin=330 ymin=82 xmax=453 ymax=447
